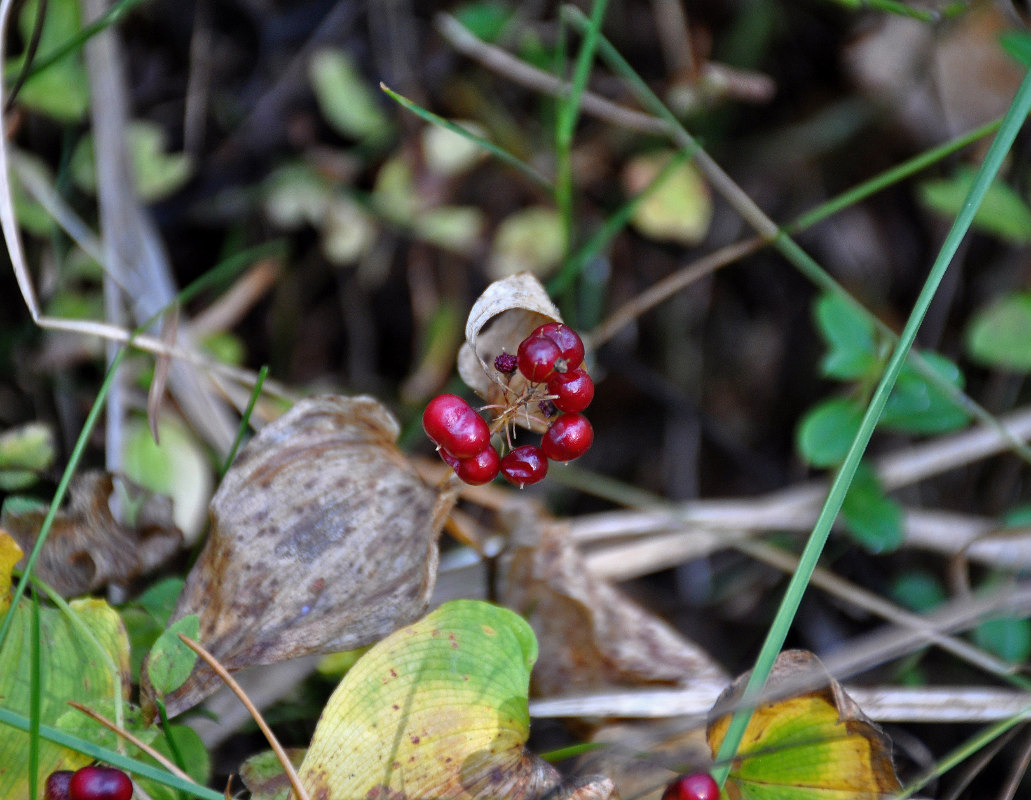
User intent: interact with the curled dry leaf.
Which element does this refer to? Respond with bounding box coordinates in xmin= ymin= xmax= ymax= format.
xmin=499 ymin=507 xmax=728 ymax=698
xmin=157 ymin=395 xmax=452 ymax=716
xmin=707 ymin=649 xmax=901 ymax=799
xmin=1 ymin=471 xmax=182 ymax=596
xmin=297 ymin=599 xmax=615 ymax=800
xmin=457 ymin=272 xmax=563 ymax=433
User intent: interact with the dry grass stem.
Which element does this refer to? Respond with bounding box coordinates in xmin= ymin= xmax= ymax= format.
xmin=67 ymin=700 xmax=193 ymax=782
xmin=179 ymin=634 xmax=311 ymax=800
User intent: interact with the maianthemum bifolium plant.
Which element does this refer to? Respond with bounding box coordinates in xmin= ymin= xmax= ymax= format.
xmin=4 ymin=0 xmax=1031 ymax=797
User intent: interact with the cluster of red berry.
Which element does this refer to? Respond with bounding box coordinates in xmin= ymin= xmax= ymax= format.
xmin=661 ymin=772 xmax=720 ymax=800
xmin=424 ymin=322 xmax=594 ymax=487
xmin=46 ymin=766 xmax=133 ymax=800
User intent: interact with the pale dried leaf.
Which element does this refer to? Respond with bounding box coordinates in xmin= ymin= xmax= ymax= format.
xmin=0 ymin=471 xmax=182 ymax=596
xmin=458 ymin=273 xmax=563 ymax=433
xmin=159 ymin=394 xmax=451 ymax=716
xmin=499 ymin=509 xmax=728 ymax=698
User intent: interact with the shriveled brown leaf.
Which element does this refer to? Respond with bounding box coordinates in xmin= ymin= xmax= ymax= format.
xmin=1 ymin=471 xmax=182 ymax=596
xmin=457 ymin=272 xmax=563 ymax=433
xmin=158 ymin=394 xmax=452 ymax=716
xmin=499 ymin=507 xmax=728 ymax=699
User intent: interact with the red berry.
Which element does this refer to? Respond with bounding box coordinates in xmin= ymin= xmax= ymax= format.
xmin=455 ymin=445 xmax=500 ymax=485
xmin=661 ymin=773 xmax=719 ymax=800
xmin=500 ymin=445 xmax=548 ymax=487
xmin=517 ymin=335 xmax=563 ymax=382
xmin=531 ymin=322 xmax=585 ymax=371
xmin=423 ymin=394 xmax=491 ymax=459
xmin=547 ymin=368 xmax=594 ymax=412
xmin=45 ymin=771 xmax=74 ymax=800
xmin=69 ymin=766 xmax=133 ymax=800
xmin=541 ymin=413 xmax=593 ymax=462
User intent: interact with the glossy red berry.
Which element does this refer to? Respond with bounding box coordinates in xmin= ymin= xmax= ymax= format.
xmin=423 ymin=394 xmax=491 ymax=459
xmin=69 ymin=766 xmax=133 ymax=800
xmin=500 ymin=445 xmax=548 ymax=487
xmin=541 ymin=413 xmax=593 ymax=462
xmin=661 ymin=773 xmax=719 ymax=800
xmin=45 ymin=771 xmax=74 ymax=800
xmin=547 ymin=368 xmax=594 ymax=412
xmin=531 ymin=322 xmax=585 ymax=371
xmin=455 ymin=445 xmax=501 ymax=485
xmin=517 ymin=335 xmax=563 ymax=382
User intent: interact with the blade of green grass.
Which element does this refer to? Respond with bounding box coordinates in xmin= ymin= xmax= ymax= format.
xmin=0 ymin=707 xmax=225 ymax=800
xmin=221 ymin=364 xmax=268 ymax=477
xmin=554 ymin=0 xmax=609 ymax=278
xmin=824 ymin=0 xmax=966 ymax=23
xmin=711 ymin=64 xmax=1031 ymax=786
xmin=28 ymin=588 xmax=40 ymax=800
xmin=380 ymin=82 xmax=553 ymax=191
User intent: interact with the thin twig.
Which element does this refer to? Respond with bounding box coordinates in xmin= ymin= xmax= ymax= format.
xmin=178 ymin=634 xmax=311 ymax=800
xmin=67 ymin=701 xmax=192 ymax=782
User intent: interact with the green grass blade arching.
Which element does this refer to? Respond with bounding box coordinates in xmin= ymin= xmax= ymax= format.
xmin=380 ymin=82 xmax=553 ymax=191
xmin=712 ymin=64 xmax=1031 ymax=785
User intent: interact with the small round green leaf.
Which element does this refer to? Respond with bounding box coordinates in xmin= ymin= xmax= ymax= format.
xmin=966 ymin=292 xmax=1031 ymax=371
xmin=796 ymin=398 xmax=863 ymax=468
xmin=146 ymin=615 xmax=200 ymax=697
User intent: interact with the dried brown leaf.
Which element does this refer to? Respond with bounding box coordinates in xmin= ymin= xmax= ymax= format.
xmin=457 ymin=272 xmax=563 ymax=433
xmin=499 ymin=509 xmax=728 ymax=699
xmin=158 ymin=395 xmax=451 ymax=716
xmin=0 ymin=471 xmax=182 ymax=596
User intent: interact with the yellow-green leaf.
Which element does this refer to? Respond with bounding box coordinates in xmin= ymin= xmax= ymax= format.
xmin=0 ymin=531 xmax=131 ymax=797
xmin=298 ymin=599 xmax=563 ymax=800
xmin=707 ymin=650 xmax=900 ymax=800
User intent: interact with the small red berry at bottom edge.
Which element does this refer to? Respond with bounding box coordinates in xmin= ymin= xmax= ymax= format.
xmin=500 ymin=445 xmax=548 ymax=487
xmin=661 ymin=773 xmax=720 ymax=800
xmin=541 ymin=413 xmax=593 ymax=462
xmin=45 ymin=771 xmax=74 ymax=800
xmin=455 ymin=445 xmax=501 ymax=485
xmin=423 ymin=394 xmax=491 ymax=459
xmin=69 ymin=766 xmax=134 ymax=800
xmin=547 ymin=368 xmax=594 ymax=412
xmin=517 ymin=335 xmax=562 ymax=382
xmin=531 ymin=322 xmax=585 ymax=371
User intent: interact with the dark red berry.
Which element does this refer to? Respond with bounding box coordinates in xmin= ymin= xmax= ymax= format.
xmin=437 ymin=448 xmax=460 ymax=470
xmin=494 ymin=352 xmax=518 ymax=374
xmin=532 ymin=322 xmax=585 ymax=372
xmin=517 ymin=335 xmax=563 ymax=382
xmin=661 ymin=773 xmax=719 ymax=800
xmin=455 ymin=445 xmax=501 ymax=485
xmin=541 ymin=413 xmax=593 ymax=462
xmin=500 ymin=445 xmax=548 ymax=487
xmin=423 ymin=394 xmax=491 ymax=459
xmin=45 ymin=771 xmax=74 ymax=800
xmin=547 ymin=368 xmax=594 ymax=412
xmin=69 ymin=766 xmax=133 ymax=800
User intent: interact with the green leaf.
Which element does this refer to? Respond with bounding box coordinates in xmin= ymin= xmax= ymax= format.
xmin=880 ymin=353 xmax=968 ymax=434
xmin=796 ymin=398 xmax=862 ymax=468
xmin=146 ymin=615 xmax=200 ymax=697
xmin=965 ymin=291 xmax=1031 ymax=371
xmin=297 ymin=599 xmax=545 ymax=800
xmin=145 ymin=724 xmax=210 ymax=798
xmin=918 ymin=167 xmax=1031 ymax=245
xmin=840 ymin=464 xmax=904 ymax=553
xmin=453 ymin=0 xmax=513 ymax=42
xmin=133 ymin=577 xmax=185 ymax=628
xmin=7 ymin=0 xmax=89 ymax=122
xmin=309 ymin=49 xmax=393 ymax=144
xmin=813 ymin=293 xmax=878 ymax=380
xmin=890 ymin=571 xmax=946 ymax=613
xmin=1000 ymin=30 xmax=1031 ymax=67
xmin=625 ymin=151 xmax=713 ymax=246
xmin=0 ymin=532 xmax=131 ymax=796
xmin=973 ymin=616 xmax=1031 ymax=664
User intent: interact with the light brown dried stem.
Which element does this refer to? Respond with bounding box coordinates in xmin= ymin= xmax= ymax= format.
xmin=67 ymin=700 xmax=192 ymax=782
xmin=179 ymin=634 xmax=311 ymax=800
